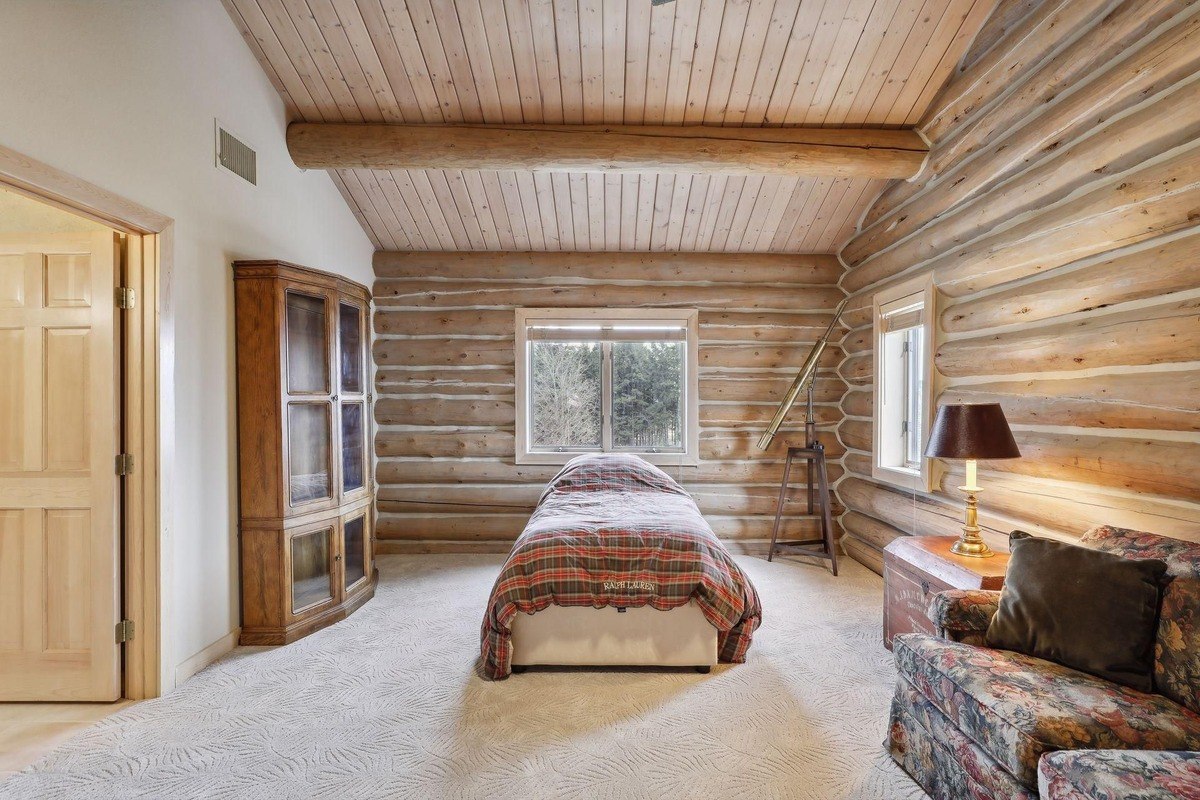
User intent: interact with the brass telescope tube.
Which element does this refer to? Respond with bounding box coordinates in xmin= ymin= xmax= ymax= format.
xmin=756 ymin=297 xmax=849 ymax=451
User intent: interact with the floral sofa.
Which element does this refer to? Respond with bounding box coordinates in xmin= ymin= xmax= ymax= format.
xmin=887 ymin=526 xmax=1200 ymax=799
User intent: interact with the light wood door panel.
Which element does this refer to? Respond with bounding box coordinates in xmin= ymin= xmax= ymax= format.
xmin=0 ymin=231 xmax=121 ymax=701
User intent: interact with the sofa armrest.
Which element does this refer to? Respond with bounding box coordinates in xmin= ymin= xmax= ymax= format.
xmin=927 ymin=589 xmax=1001 ymax=645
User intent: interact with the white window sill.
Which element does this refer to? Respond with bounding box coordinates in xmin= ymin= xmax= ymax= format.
xmin=872 ymin=463 xmax=931 ymax=492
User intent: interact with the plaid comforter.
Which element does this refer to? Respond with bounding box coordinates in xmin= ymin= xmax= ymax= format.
xmin=480 ymin=453 xmax=762 ymax=679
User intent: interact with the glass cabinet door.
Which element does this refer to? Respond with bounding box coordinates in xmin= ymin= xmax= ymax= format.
xmin=291 ymin=526 xmax=333 ymax=613
xmin=338 ymin=301 xmax=364 ymax=394
xmin=286 ymin=291 xmax=329 ymax=394
xmin=341 ymin=402 xmax=365 ymax=493
xmin=288 ymin=403 xmax=332 ymax=506
xmin=342 ymin=514 xmax=367 ymax=591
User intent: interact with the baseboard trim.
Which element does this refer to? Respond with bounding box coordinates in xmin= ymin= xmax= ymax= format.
xmin=174 ymin=628 xmax=240 ymax=688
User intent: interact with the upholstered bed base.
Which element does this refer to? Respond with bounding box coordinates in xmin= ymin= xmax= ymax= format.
xmin=509 ymin=601 xmax=718 ymax=669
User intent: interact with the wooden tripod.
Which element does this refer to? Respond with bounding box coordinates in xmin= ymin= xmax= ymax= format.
xmin=766 ymin=385 xmax=838 ymax=575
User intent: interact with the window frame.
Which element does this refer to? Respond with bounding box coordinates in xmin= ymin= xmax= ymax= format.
xmin=871 ymin=276 xmax=937 ymax=492
xmin=515 ymin=308 xmax=700 ymax=466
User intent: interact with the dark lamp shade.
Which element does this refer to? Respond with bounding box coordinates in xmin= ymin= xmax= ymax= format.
xmin=924 ymin=403 xmax=1021 ymax=460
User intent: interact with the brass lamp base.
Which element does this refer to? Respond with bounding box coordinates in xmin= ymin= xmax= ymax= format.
xmin=952 ymin=486 xmax=994 ymax=558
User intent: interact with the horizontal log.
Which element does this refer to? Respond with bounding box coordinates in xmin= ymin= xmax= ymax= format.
xmin=700 ymin=430 xmax=845 ymax=460
xmin=848 ymin=143 xmax=1200 ymax=297
xmin=836 ymin=476 xmax=1006 ymax=540
xmin=841 ymin=389 xmax=873 ymax=419
xmin=376 ymin=368 xmax=514 ymax=396
xmin=374 ymin=280 xmax=845 ymax=311
xmin=841 ymin=535 xmax=884 ymax=575
xmin=699 ymin=403 xmax=842 ymax=428
xmin=939 ymin=370 xmax=1200 ymax=431
xmin=850 ymin=73 xmax=1200 ymax=284
xmin=940 ymin=466 xmax=1200 ymax=542
xmin=935 ymin=298 xmax=1200 ymax=377
xmin=373 ymin=251 xmax=843 ymax=284
xmin=375 ymin=458 xmax=844 ymax=487
xmin=841 ymin=510 xmax=905 ymax=551
xmin=375 ymin=539 xmax=515 ymax=555
xmin=858 ymin=0 xmax=1196 ymax=255
xmin=839 ymin=353 xmax=873 ymax=385
xmin=957 ymin=0 xmax=1042 ymax=74
xmin=932 ymin=146 xmax=1200 ymax=298
xmin=377 ymin=431 xmax=515 ymax=458
xmin=289 ymin=123 xmax=928 ymax=179
xmin=840 ymin=325 xmax=872 ymax=355
xmin=376 ymin=397 xmax=514 ymax=427
xmin=991 ymin=430 xmax=1199 ymax=501
xmin=942 ymin=231 xmax=1200 ymax=332
xmin=374 ymin=309 xmax=840 ymax=343
xmin=372 ymin=339 xmax=843 ymax=371
xmin=842 ymin=452 xmax=873 ymax=479
xmin=698 ymin=374 xmax=847 ymax=404
xmin=374 ymin=338 xmax=515 ymax=368
xmin=839 ymin=419 xmax=872 ymax=452
xmin=700 ymin=343 xmax=843 ymax=371
xmin=859 ymin=0 xmax=1195 ymax=260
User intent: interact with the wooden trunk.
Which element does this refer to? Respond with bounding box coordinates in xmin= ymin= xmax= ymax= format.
xmin=883 ymin=536 xmax=1008 ymax=650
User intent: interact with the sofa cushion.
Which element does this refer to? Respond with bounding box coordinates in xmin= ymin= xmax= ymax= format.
xmin=890 ymin=676 xmax=1038 ymax=800
xmin=1038 ymin=750 xmax=1200 ymax=800
xmin=986 ymin=532 xmax=1167 ymax=692
xmin=1157 ymin=577 xmax=1200 ymax=715
xmin=893 ymin=633 xmax=1200 ymax=789
xmin=1079 ymin=525 xmax=1200 ymax=579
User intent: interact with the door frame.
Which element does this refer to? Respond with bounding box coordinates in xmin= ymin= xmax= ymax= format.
xmin=0 ymin=143 xmax=170 ymax=700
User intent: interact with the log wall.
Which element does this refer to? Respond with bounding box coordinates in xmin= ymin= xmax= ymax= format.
xmin=372 ymin=251 xmax=847 ymax=553
xmin=834 ymin=0 xmax=1200 ymax=572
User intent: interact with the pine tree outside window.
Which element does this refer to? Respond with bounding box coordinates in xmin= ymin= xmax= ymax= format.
xmin=515 ymin=309 xmax=700 ymax=465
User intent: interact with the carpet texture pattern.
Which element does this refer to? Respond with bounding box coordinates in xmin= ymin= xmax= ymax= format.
xmin=1 ymin=554 xmax=925 ymax=799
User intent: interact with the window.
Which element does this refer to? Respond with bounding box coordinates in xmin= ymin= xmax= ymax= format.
xmin=872 ymin=277 xmax=935 ymax=491
xmin=515 ymin=309 xmax=699 ymax=465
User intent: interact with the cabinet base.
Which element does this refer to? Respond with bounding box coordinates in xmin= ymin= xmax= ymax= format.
xmin=240 ymin=571 xmax=377 ymax=646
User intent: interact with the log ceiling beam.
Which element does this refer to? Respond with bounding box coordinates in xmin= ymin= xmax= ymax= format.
xmin=287 ymin=123 xmax=929 ymax=180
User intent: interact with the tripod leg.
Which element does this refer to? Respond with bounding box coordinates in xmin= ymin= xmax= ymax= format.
xmin=815 ymin=450 xmax=838 ymax=576
xmin=768 ymin=450 xmax=794 ymax=562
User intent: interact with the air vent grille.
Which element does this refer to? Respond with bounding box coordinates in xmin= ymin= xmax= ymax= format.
xmin=216 ymin=124 xmax=257 ymax=186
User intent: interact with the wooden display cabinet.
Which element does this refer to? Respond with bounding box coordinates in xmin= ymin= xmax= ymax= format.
xmin=233 ymin=260 xmax=376 ymax=645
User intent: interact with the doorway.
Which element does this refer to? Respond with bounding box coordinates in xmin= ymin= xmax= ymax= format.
xmin=0 ymin=144 xmax=168 ymax=703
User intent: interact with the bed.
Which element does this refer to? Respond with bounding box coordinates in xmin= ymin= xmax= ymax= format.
xmin=480 ymin=453 xmax=762 ymax=679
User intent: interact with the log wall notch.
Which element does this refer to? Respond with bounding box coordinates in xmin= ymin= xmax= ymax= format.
xmin=372 ymin=251 xmax=848 ymax=553
xmin=832 ymin=0 xmax=1200 ymax=572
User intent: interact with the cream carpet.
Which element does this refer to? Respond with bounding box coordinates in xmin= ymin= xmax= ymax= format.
xmin=1 ymin=554 xmax=926 ymax=800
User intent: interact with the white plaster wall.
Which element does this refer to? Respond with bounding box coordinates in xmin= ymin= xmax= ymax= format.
xmin=0 ymin=0 xmax=376 ymax=690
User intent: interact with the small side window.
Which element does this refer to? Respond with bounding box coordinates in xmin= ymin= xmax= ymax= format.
xmin=872 ymin=279 xmax=935 ymax=491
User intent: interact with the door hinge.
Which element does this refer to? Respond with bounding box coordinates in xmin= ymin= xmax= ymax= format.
xmin=115 ymin=287 xmax=136 ymax=309
xmin=115 ymin=619 xmax=135 ymax=643
xmin=116 ymin=453 xmax=135 ymax=475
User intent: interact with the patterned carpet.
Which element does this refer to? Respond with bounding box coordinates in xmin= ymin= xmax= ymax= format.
xmin=1 ymin=554 xmax=926 ymax=799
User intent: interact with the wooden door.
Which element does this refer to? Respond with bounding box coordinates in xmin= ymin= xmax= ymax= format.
xmin=0 ymin=231 xmax=122 ymax=700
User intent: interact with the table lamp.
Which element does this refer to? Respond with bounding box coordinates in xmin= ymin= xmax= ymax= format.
xmin=924 ymin=403 xmax=1021 ymax=558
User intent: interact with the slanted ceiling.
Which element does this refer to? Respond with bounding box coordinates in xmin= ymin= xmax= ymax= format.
xmin=223 ymin=0 xmax=996 ymax=252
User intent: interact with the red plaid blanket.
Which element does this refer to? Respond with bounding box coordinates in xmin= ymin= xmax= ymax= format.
xmin=480 ymin=454 xmax=762 ymax=679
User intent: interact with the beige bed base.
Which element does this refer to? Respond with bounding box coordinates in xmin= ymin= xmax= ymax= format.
xmin=509 ymin=601 xmax=718 ymax=672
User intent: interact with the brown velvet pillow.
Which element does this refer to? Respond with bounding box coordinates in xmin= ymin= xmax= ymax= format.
xmin=985 ymin=531 xmax=1168 ymax=692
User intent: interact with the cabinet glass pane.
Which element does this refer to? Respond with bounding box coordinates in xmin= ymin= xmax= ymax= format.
xmin=288 ymin=403 xmax=332 ymax=505
xmin=286 ymin=291 xmax=328 ymax=393
xmin=341 ymin=402 xmax=365 ymax=493
xmin=343 ymin=515 xmax=366 ymax=589
xmin=291 ymin=528 xmax=332 ymax=612
xmin=338 ymin=301 xmax=364 ymax=394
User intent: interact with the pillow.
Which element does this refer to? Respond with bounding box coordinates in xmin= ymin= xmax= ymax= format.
xmin=985 ymin=531 xmax=1168 ymax=692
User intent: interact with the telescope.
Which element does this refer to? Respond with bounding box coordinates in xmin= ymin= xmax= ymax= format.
xmin=757 ymin=297 xmax=849 ymax=451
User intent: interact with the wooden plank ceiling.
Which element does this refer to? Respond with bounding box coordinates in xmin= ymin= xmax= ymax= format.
xmin=223 ymin=0 xmax=996 ymax=252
